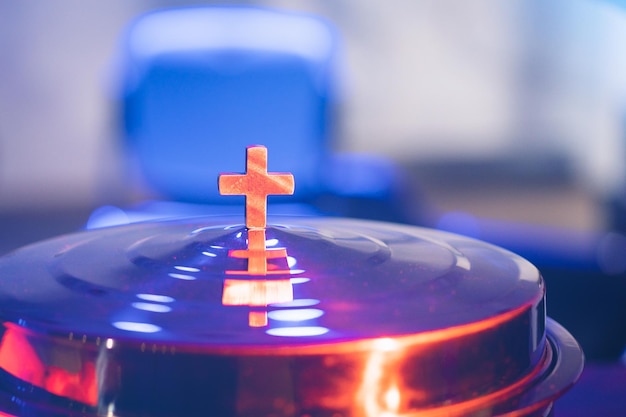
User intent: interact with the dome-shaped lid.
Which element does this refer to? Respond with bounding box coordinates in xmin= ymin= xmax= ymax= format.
xmin=0 ymin=216 xmax=543 ymax=346
xmin=0 ymin=146 xmax=582 ymax=416
xmin=0 ymin=216 xmax=582 ymax=417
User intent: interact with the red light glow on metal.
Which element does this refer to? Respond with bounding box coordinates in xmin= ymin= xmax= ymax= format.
xmin=248 ymin=311 xmax=269 ymax=328
xmin=356 ymin=323 xmax=551 ymax=417
xmin=0 ymin=323 xmax=97 ymax=406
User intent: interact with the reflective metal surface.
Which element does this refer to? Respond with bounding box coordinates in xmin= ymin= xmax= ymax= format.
xmin=0 ymin=216 xmax=582 ymax=416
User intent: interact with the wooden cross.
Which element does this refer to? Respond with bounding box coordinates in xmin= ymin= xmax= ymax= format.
xmin=218 ymin=145 xmax=294 ymax=229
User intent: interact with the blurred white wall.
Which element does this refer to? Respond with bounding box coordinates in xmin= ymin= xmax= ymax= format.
xmin=0 ymin=1 xmax=148 ymax=209
xmin=292 ymin=0 xmax=626 ymax=198
xmin=0 ymin=0 xmax=626 ymax=209
xmin=298 ymin=1 xmax=525 ymax=158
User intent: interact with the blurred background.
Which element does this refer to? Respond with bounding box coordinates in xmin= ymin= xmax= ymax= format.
xmin=2 ymin=0 xmax=626 ymax=222
xmin=1 ymin=0 xmax=626 ymax=414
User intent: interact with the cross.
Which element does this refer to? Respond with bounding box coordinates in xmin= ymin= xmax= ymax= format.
xmin=219 ymin=145 xmax=296 ymax=328
xmin=218 ymin=145 xmax=294 ymax=229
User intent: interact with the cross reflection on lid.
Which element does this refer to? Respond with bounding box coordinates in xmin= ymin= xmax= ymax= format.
xmin=218 ymin=145 xmax=294 ymax=229
xmin=218 ymin=145 xmax=296 ymax=327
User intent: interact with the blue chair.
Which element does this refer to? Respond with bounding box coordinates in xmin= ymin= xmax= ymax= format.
xmin=119 ymin=6 xmax=338 ymax=203
xmin=90 ymin=6 xmax=415 ymax=228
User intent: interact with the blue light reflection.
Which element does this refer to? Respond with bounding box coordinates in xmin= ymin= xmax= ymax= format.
xmin=266 ymin=326 xmax=329 ymax=337
xmin=268 ymin=308 xmax=324 ymax=321
xmin=132 ymin=302 xmax=172 ymax=313
xmin=168 ymin=273 xmax=196 ymax=281
xmin=113 ymin=321 xmax=162 ymax=333
xmin=136 ymin=293 xmax=174 ymax=303
xmin=174 ymin=265 xmax=200 ymax=272
xmin=266 ymin=238 xmax=279 ymax=247
xmin=270 ymin=298 xmax=320 ymax=307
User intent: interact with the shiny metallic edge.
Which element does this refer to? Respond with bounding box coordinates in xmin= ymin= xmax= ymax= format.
xmin=0 ymin=299 xmax=544 ymax=414
xmin=494 ymin=318 xmax=585 ymax=417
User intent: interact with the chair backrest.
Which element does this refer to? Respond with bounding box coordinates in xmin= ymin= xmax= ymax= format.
xmin=118 ymin=6 xmax=339 ymax=203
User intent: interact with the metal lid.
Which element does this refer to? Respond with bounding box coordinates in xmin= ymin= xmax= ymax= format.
xmin=0 ymin=215 xmax=581 ymax=417
xmin=0 ymin=145 xmax=582 ymax=416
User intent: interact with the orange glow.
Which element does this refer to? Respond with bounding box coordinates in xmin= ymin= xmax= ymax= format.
xmin=222 ymin=279 xmax=293 ymax=306
xmin=384 ymin=386 xmax=401 ymax=413
xmin=248 ymin=311 xmax=268 ymax=327
xmin=358 ymin=338 xmax=403 ymax=417
xmin=218 ymin=145 xmax=294 ymax=229
xmin=0 ymin=323 xmax=44 ymax=386
xmin=373 ymin=337 xmax=400 ymax=352
xmin=356 ymin=312 xmax=550 ymax=417
xmin=0 ymin=323 xmax=97 ymax=406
